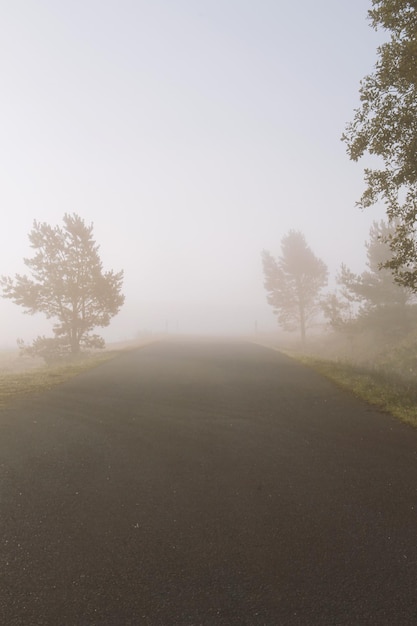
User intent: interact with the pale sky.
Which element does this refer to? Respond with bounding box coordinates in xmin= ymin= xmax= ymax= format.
xmin=1 ymin=0 xmax=386 ymax=345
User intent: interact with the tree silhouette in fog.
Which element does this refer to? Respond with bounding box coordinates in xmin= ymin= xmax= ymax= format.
xmin=1 ymin=213 xmax=124 ymax=362
xmin=339 ymin=221 xmax=411 ymax=308
xmin=335 ymin=220 xmax=415 ymax=338
xmin=262 ymin=231 xmax=327 ymax=347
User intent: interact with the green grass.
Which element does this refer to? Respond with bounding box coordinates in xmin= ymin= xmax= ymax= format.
xmin=0 ymin=351 xmax=121 ymax=407
xmin=294 ymin=354 xmax=417 ymax=428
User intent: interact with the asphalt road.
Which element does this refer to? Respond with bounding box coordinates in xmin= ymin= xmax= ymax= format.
xmin=2 ymin=339 xmax=417 ymax=625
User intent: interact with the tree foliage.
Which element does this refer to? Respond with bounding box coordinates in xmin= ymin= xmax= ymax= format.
xmin=320 ymin=292 xmax=355 ymax=333
xmin=262 ymin=231 xmax=328 ymax=346
xmin=338 ymin=220 xmax=411 ymax=308
xmin=1 ymin=213 xmax=124 ymax=361
xmin=329 ymin=220 xmax=415 ymax=338
xmin=342 ymin=1 xmax=417 ymax=289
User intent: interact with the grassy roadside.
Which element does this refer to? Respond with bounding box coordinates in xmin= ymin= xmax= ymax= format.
xmin=0 ymin=351 xmax=121 ymax=407
xmin=294 ymin=354 xmax=417 ymax=428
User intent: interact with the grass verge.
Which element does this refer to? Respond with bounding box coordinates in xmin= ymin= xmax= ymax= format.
xmin=294 ymin=355 xmax=417 ymax=428
xmin=0 ymin=351 xmax=121 ymax=407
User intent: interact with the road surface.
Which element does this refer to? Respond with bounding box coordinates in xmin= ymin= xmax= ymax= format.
xmin=1 ymin=339 xmax=417 ymax=625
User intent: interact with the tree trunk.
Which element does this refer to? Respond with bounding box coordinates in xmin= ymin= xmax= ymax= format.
xmin=70 ymin=325 xmax=80 ymax=354
xmin=299 ymin=307 xmax=306 ymax=349
xmin=297 ymin=279 xmax=306 ymax=350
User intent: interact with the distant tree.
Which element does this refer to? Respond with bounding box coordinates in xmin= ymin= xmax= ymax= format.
xmin=320 ymin=291 xmax=355 ymax=333
xmin=342 ymin=1 xmax=417 ymax=288
xmin=1 ymin=213 xmax=124 ymax=361
xmin=337 ymin=220 xmax=414 ymax=337
xmin=262 ymin=230 xmax=328 ymax=346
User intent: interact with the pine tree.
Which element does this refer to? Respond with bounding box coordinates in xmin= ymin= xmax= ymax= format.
xmin=1 ymin=213 xmax=124 ymax=361
xmin=337 ymin=220 xmax=414 ymax=337
xmin=262 ymin=231 xmax=328 ymax=346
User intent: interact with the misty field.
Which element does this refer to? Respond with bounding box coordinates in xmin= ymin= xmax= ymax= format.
xmin=0 ymin=349 xmax=120 ymax=407
xmin=263 ymin=329 xmax=417 ymax=429
xmin=3 ymin=333 xmax=417 ymax=428
xmin=297 ymin=356 xmax=417 ymax=428
xmin=0 ymin=338 xmax=160 ymax=407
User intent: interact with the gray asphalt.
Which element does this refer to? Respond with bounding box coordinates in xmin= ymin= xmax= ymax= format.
xmin=1 ymin=339 xmax=417 ymax=625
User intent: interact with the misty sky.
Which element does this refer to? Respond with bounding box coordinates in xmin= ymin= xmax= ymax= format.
xmin=1 ymin=1 xmax=387 ymax=345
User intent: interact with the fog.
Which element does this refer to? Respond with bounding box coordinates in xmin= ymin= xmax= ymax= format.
xmin=0 ymin=1 xmax=386 ymax=348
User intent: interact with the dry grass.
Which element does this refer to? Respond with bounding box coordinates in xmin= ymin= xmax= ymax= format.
xmin=250 ymin=336 xmax=417 ymax=429
xmin=295 ymin=355 xmax=417 ymax=428
xmin=0 ymin=351 xmax=121 ymax=407
xmin=0 ymin=337 xmax=161 ymax=407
